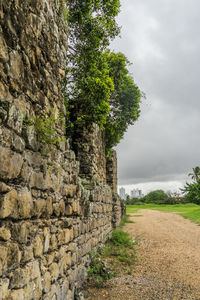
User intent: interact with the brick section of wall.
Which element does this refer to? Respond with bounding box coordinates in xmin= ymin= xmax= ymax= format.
xmin=0 ymin=1 xmax=124 ymax=299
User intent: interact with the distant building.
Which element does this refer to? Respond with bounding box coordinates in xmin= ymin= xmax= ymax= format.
xmin=119 ymin=187 xmax=126 ymax=200
xmin=131 ymin=188 xmax=144 ymax=199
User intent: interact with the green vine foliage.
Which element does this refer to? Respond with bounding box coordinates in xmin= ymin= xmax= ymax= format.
xmin=23 ymin=111 xmax=66 ymax=147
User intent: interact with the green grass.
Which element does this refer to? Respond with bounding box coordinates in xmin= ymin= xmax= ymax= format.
xmin=87 ymin=251 xmax=115 ymax=287
xmin=120 ymin=214 xmax=135 ymax=227
xmin=103 ymin=229 xmax=137 ymax=266
xmin=126 ymin=203 xmax=200 ymax=224
xmin=87 ymin=223 xmax=137 ymax=286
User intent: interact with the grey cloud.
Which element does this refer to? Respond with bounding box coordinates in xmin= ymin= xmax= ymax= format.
xmin=112 ymin=0 xmax=200 ymax=186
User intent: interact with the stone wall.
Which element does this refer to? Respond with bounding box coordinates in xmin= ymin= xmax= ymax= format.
xmin=106 ymin=150 xmax=118 ymax=194
xmin=0 ymin=1 xmax=124 ymax=299
xmin=72 ymin=124 xmax=106 ymax=184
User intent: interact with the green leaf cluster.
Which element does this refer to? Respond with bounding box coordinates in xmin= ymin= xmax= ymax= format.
xmin=23 ymin=112 xmax=65 ymax=147
xmin=88 ymin=251 xmax=114 ymax=287
xmin=64 ymin=0 xmax=142 ymax=154
xmin=110 ymin=229 xmax=134 ymax=248
xmin=103 ymin=51 xmax=141 ymax=154
xmin=182 ymin=167 xmax=200 ymax=204
xmin=142 ymin=190 xmax=169 ymax=204
xmin=64 ymin=0 xmax=120 ymax=126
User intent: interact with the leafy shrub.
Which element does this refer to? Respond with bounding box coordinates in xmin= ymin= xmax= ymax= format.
xmin=88 ymin=251 xmax=115 ymax=287
xmin=87 ymin=228 xmax=137 ymax=286
xmin=110 ymin=229 xmax=134 ymax=248
xmin=182 ymin=167 xmax=200 ymax=205
xmin=142 ymin=190 xmax=168 ymax=204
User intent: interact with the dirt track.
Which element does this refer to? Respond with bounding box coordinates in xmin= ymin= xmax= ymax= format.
xmin=86 ymin=210 xmax=200 ymax=300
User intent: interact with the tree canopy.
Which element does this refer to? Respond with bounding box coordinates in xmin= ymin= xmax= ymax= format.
xmin=182 ymin=167 xmax=200 ymax=204
xmin=64 ymin=0 xmax=142 ymax=154
xmin=103 ymin=51 xmax=141 ymax=153
xmin=143 ymin=190 xmax=168 ymax=204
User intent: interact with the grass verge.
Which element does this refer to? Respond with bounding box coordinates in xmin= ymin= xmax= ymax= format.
xmin=120 ymin=214 xmax=135 ymax=227
xmin=87 ymin=215 xmax=137 ymax=287
xmin=126 ymin=203 xmax=200 ymax=224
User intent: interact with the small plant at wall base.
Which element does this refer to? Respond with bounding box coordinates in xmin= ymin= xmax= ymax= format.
xmin=23 ymin=111 xmax=66 ymax=147
xmin=103 ymin=229 xmax=137 ymax=272
xmin=87 ymin=251 xmax=115 ymax=287
xmin=87 ymin=228 xmax=137 ymax=287
xmin=120 ymin=214 xmax=135 ymax=227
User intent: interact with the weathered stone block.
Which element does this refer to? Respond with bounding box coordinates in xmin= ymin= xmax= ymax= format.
xmin=12 ymin=222 xmax=28 ymax=244
xmin=9 ymin=289 xmax=25 ymax=300
xmin=60 ymin=199 xmax=65 ymax=215
xmin=0 ymin=182 xmax=10 ymax=193
xmin=7 ymin=243 xmax=21 ymax=270
xmin=33 ymin=235 xmax=43 ymax=257
xmin=7 ymin=104 xmax=24 ymax=134
xmin=49 ymin=262 xmax=59 ymax=282
xmin=50 ymin=234 xmax=57 ymax=250
xmin=46 ymin=197 xmax=53 ymax=216
xmin=0 ymin=245 xmax=7 ymax=276
xmin=29 ymin=261 xmax=41 ymax=280
xmin=47 ymin=253 xmax=55 ymax=266
xmin=33 ymin=198 xmax=46 ymax=217
xmin=57 ymin=228 xmax=70 ymax=245
xmin=66 ymin=205 xmax=73 ymax=216
xmin=53 ymin=203 xmax=61 ymax=217
xmin=43 ymin=271 xmax=51 ymax=293
xmin=65 ymin=252 xmax=72 ymax=267
xmin=64 ymin=184 xmax=77 ymax=197
xmin=9 ymin=51 xmax=24 ymax=82
xmin=12 ymin=134 xmax=25 ymax=152
xmin=0 ymin=227 xmax=11 ymax=241
xmin=30 ymin=172 xmax=46 ymax=190
xmin=20 ymin=161 xmax=32 ymax=183
xmin=0 ymin=278 xmax=9 ymax=299
xmin=24 ymin=262 xmax=42 ymax=299
xmin=43 ymin=227 xmax=50 ymax=253
xmin=0 ymin=147 xmax=23 ymax=180
xmin=10 ymin=267 xmax=30 ymax=288
xmin=64 ymin=228 xmax=71 ymax=244
xmin=0 ymin=189 xmax=18 ymax=218
xmin=18 ymin=188 xmax=34 ymax=218
xmin=22 ymin=245 xmax=34 ymax=263
xmin=0 ymin=34 xmax=9 ymax=63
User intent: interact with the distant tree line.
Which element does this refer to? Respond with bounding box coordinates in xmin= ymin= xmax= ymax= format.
xmin=125 ymin=167 xmax=200 ymax=206
xmin=125 ymin=190 xmax=182 ymax=205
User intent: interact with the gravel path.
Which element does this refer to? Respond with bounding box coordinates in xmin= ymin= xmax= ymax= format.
xmin=86 ymin=210 xmax=200 ymax=300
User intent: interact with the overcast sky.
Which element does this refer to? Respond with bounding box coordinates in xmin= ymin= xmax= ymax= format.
xmin=112 ymin=0 xmax=200 ymax=195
